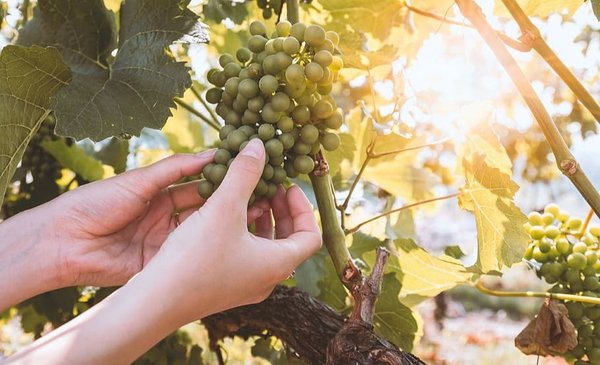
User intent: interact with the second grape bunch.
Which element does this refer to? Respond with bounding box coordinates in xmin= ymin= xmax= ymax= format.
xmin=199 ymin=20 xmax=343 ymax=204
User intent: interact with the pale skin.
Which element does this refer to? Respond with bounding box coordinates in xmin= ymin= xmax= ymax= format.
xmin=0 ymin=139 xmax=322 ymax=364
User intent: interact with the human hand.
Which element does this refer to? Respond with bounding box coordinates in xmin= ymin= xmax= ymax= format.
xmin=144 ymin=139 xmax=322 ymax=323
xmin=40 ymin=150 xmax=265 ymax=288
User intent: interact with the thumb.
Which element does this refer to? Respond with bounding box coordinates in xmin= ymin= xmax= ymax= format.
xmin=211 ymin=138 xmax=265 ymax=208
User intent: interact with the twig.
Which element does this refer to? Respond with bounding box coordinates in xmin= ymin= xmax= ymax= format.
xmin=350 ymin=247 xmax=389 ymax=324
xmin=174 ymin=98 xmax=221 ymax=132
xmin=579 ymin=208 xmax=595 ymax=236
xmin=370 ymin=137 xmax=450 ymax=159
xmin=476 ymin=280 xmax=600 ymax=305
xmin=285 ymin=0 xmax=300 ymax=24
xmin=455 ymin=0 xmax=600 ymax=219
xmin=406 ymin=3 xmax=531 ymax=52
xmin=190 ymin=86 xmax=221 ymax=127
xmin=345 ymin=192 xmax=459 ymax=235
xmin=499 ymin=0 xmax=600 ymax=122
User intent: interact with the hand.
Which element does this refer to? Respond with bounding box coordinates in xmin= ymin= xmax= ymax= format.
xmin=146 ymin=139 xmax=322 ymax=323
xmin=41 ymin=150 xmax=265 ymax=288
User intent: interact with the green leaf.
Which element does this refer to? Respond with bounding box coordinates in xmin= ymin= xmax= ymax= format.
xmin=93 ymin=137 xmax=129 ymax=174
xmin=41 ymin=139 xmax=113 ymax=181
xmin=459 ymin=153 xmax=528 ymax=272
xmin=18 ymin=0 xmax=209 ymax=141
xmin=373 ymin=273 xmax=419 ymax=351
xmin=391 ymin=239 xmax=472 ymax=307
xmin=494 ymin=0 xmax=584 ymax=18
xmin=0 ymin=45 xmax=71 ymax=209
xmin=203 ymin=0 xmax=250 ymax=25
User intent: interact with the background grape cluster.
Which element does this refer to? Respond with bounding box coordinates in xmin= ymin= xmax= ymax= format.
xmin=200 ymin=20 xmax=343 ymax=204
xmin=524 ymin=204 xmax=600 ymax=365
xmin=20 ymin=114 xmax=66 ymax=181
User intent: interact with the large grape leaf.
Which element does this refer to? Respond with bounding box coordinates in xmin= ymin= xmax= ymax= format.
xmin=391 ymin=239 xmax=473 ymax=307
xmin=0 ymin=45 xmax=71 ymax=208
xmin=494 ymin=0 xmax=584 ymax=18
xmin=18 ymin=0 xmax=209 ymax=141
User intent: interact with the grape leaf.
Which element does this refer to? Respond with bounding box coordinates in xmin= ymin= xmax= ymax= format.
xmin=459 ymin=154 xmax=528 ymax=272
xmin=373 ymin=273 xmax=419 ymax=351
xmin=324 ymin=133 xmax=355 ymax=178
xmin=0 ymin=45 xmax=71 ymax=209
xmin=494 ymin=0 xmax=584 ymax=18
xmin=203 ymin=0 xmax=250 ymax=25
xmin=18 ymin=0 xmax=209 ymax=141
xmin=391 ymin=239 xmax=472 ymax=307
xmin=41 ymin=139 xmax=114 ymax=181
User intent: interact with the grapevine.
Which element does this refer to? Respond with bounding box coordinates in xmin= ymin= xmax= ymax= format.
xmin=200 ymin=20 xmax=343 ymax=204
xmin=524 ymin=204 xmax=600 ymax=364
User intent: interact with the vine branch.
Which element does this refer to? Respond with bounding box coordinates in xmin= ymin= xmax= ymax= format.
xmin=190 ymin=86 xmax=221 ymax=127
xmin=174 ymin=98 xmax=221 ymax=132
xmin=500 ymin=0 xmax=600 ymax=123
xmin=285 ymin=0 xmax=300 ymax=24
xmin=476 ymin=280 xmax=600 ymax=305
xmin=455 ymin=0 xmax=600 ymax=219
xmin=345 ymin=192 xmax=460 ymax=235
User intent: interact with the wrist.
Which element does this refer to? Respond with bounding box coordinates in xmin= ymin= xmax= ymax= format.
xmin=0 ymin=207 xmax=66 ymax=309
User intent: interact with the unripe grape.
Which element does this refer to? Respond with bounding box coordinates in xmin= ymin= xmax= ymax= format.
xmin=568 ymin=253 xmax=588 ymax=270
xmin=279 ymin=133 xmax=295 ymax=149
xmin=304 ymin=25 xmax=326 ymax=47
xmin=262 ymin=164 xmax=274 ymax=180
xmin=293 ymin=142 xmax=311 ymax=155
xmin=305 ymin=62 xmax=324 ymax=82
xmin=277 ymin=116 xmax=294 ymax=132
xmin=285 ymin=64 xmax=306 ymax=85
xmin=271 ymin=167 xmax=287 ymax=184
xmin=262 ymin=7 xmax=272 ymax=19
xmin=248 ymin=96 xmax=265 ymax=112
xmin=206 ymin=88 xmax=223 ymax=104
xmin=528 ymin=211 xmax=543 ymax=225
xmin=590 ymin=227 xmax=600 ymax=237
xmin=544 ymin=203 xmax=560 ymax=217
xmin=556 ymin=238 xmax=571 ymax=255
xmin=586 ymin=250 xmax=598 ymax=266
xmin=284 ymin=162 xmax=299 ymax=178
xmin=248 ymin=35 xmax=268 ymax=53
xmin=541 ymin=212 xmax=555 ymax=226
xmin=209 ymin=164 xmax=228 ymax=184
xmin=532 ymin=246 xmax=548 ymax=262
xmin=283 ymin=37 xmax=300 ymax=55
xmin=300 ymin=124 xmax=319 ymax=144
xmin=265 ymin=139 xmax=284 ymax=158
xmin=266 ymin=183 xmax=278 ymax=199
xmin=318 ymin=39 xmax=335 ymax=53
xmin=314 ymin=50 xmax=333 ymax=67
xmin=242 ymin=110 xmax=260 ymax=125
xmin=219 ymin=125 xmax=236 ymax=140
xmin=198 ymin=179 xmax=214 ymax=199
xmin=227 ymin=130 xmax=246 ymax=151
xmin=331 ymin=56 xmax=344 ymax=71
xmin=312 ymin=100 xmax=334 ymax=119
xmin=214 ymin=149 xmax=232 ymax=165
xmin=236 ymin=47 xmax=252 ymax=63
xmin=557 ymin=210 xmax=570 ymax=222
xmin=270 ymin=155 xmax=284 ymax=166
xmin=239 ymin=78 xmax=259 ymax=98
xmin=276 ymin=20 xmax=292 ymax=37
xmin=325 ymin=111 xmax=343 ymax=129
xmin=249 ymin=21 xmax=267 ymax=36
xmin=574 ymin=242 xmax=588 ymax=254
xmin=545 ymin=226 xmax=560 ymax=239
xmin=529 ymin=226 xmax=545 ymax=240
xmin=523 ymin=245 xmax=534 ymax=260
xmin=568 ymin=217 xmax=583 ymax=231
xmin=294 ymin=155 xmax=315 ymax=174
xmin=290 ymin=22 xmax=306 ymax=42
xmin=259 ymin=75 xmax=279 ymax=96
xmin=224 ymin=111 xmax=242 ymax=127
xmin=271 ymin=92 xmax=291 ymax=112
xmin=584 ymin=275 xmax=599 ymax=290
xmin=292 ymin=105 xmax=311 ymax=124
xmin=261 ymin=103 xmax=281 ymax=124
xmin=219 ymin=53 xmax=235 ymax=67
xmin=538 ymin=239 xmax=552 ymax=253
xmin=274 ymin=52 xmax=292 ymax=70
xmin=258 ymin=124 xmax=276 ymax=141
xmin=325 ymin=31 xmax=340 ymax=46
xmin=224 ymin=62 xmax=242 ymax=78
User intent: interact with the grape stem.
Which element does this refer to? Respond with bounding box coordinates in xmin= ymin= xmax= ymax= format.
xmin=310 ymin=151 xmax=362 ymax=290
xmin=500 ymin=0 xmax=600 ymax=123
xmin=285 ymin=0 xmax=300 ymax=24
xmin=455 ymin=0 xmax=600 ymax=219
xmin=578 ymin=208 xmax=595 ymax=238
xmin=190 ymin=86 xmax=221 ymax=127
xmin=174 ymin=98 xmax=221 ymax=132
xmin=345 ymin=192 xmax=460 ymax=235
xmin=405 ymin=4 xmax=531 ymax=52
xmin=476 ymin=280 xmax=600 ymax=305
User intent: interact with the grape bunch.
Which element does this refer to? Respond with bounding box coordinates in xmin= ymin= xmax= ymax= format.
xmin=523 ymin=204 xmax=600 ymax=364
xmin=21 ymin=114 xmax=64 ymax=181
xmin=256 ymin=0 xmax=282 ymax=20
xmin=199 ymin=20 xmax=343 ymax=204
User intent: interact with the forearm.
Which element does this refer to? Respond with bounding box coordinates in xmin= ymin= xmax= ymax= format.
xmin=0 ymin=208 xmax=65 ymax=311
xmin=3 ymin=258 xmax=197 ymax=365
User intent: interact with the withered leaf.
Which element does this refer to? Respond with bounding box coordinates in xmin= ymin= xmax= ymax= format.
xmin=515 ymin=299 xmax=577 ymax=356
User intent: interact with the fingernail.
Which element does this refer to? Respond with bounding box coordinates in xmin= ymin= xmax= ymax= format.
xmin=240 ymin=139 xmax=264 ymax=160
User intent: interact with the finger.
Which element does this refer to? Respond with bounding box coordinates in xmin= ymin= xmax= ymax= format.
xmin=116 ymin=150 xmax=216 ymax=202
xmin=168 ymin=181 xmax=206 ymax=212
xmin=210 ymin=139 xmax=265 ymax=213
xmin=275 ymin=185 xmax=321 ymax=263
xmin=271 ymin=185 xmax=294 ymax=239
xmin=248 ymin=205 xmax=265 ymax=223
xmin=254 ymin=209 xmax=274 ymax=239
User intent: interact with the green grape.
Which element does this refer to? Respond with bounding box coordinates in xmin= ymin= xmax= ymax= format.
xmin=292 ymin=105 xmax=311 ymax=124
xmin=569 ymin=217 xmax=584 ymax=231
xmin=277 ymin=116 xmax=294 ymax=132
xmin=261 ymin=103 xmax=281 ymax=124
xmin=224 ymin=62 xmax=242 ymax=78
xmin=283 ymin=37 xmax=301 ymax=55
xmin=557 ymin=210 xmax=570 ymax=222
xmin=224 ymin=77 xmax=240 ymax=96
xmin=271 ymin=92 xmax=291 ymax=112
xmin=270 ymin=166 xmax=286 ymax=184
xmin=285 ymin=64 xmax=306 ymax=85
xmin=198 ymin=180 xmax=214 ymax=199
xmin=588 ymin=348 xmax=600 ymax=363
xmin=265 ymin=139 xmax=284 ymax=158
xmin=305 ymin=62 xmax=324 ymax=82
xmin=293 ymin=155 xmax=314 ymax=174
xmin=325 ymin=30 xmax=340 ymax=46
xmin=214 ymin=149 xmax=232 ymax=165
xmin=312 ymin=100 xmax=334 ymax=119
xmin=538 ymin=239 xmax=552 ymax=253
xmin=242 ymin=110 xmax=260 ymax=125
xmin=310 ymin=141 xmax=321 ymax=154
xmin=219 ymin=125 xmax=236 ymax=140
xmin=529 ymin=225 xmax=545 ymax=239
xmin=206 ymin=88 xmax=223 ymax=104
xmin=314 ymin=50 xmax=333 ymax=67
xmin=258 ymin=124 xmax=276 ymax=141
xmin=318 ymin=39 xmax=335 ymax=53
xmin=279 ymin=133 xmax=295 ymax=149
xmin=544 ymin=203 xmax=560 ymax=217
xmin=259 ymin=75 xmax=279 ymax=95
xmin=238 ymin=125 xmax=256 ymax=137
xmin=249 ymin=20 xmax=267 ymax=36
xmin=262 ymin=164 xmax=274 ymax=180
xmin=238 ymin=78 xmax=259 ymax=98
xmin=317 ymin=83 xmax=333 ymax=95
xmin=584 ymin=275 xmax=600 ymax=290
xmin=227 ymin=130 xmax=246 ymax=151
xmin=208 ymin=164 xmax=228 ymax=184
xmin=248 ymin=35 xmax=268 ymax=53
xmin=236 ymin=47 xmax=252 ymax=63
xmin=325 ymin=111 xmax=343 ymax=129
xmin=276 ymin=20 xmax=292 ymax=36
xmin=528 ymin=211 xmax=543 ymax=225
xmin=262 ymin=55 xmax=279 ymax=75
xmin=284 ymin=162 xmax=299 ymax=178
xmin=255 ymin=179 xmax=269 ymax=196
xmin=262 ymin=7 xmax=273 ymax=19
xmin=290 ymin=22 xmax=306 ymax=42
xmin=574 ymin=242 xmax=588 ymax=254
xmin=523 ymin=245 xmax=534 ymax=260
xmin=266 ymin=183 xmax=278 ymax=199
xmin=544 ymin=226 xmax=560 ymax=239
xmin=590 ymin=227 xmax=600 ymax=237
xmin=293 ymin=141 xmax=312 ymax=155
xmin=269 ymin=155 xmax=285 ymax=166
xmin=300 ymin=124 xmax=319 ymax=144
xmin=247 ymin=62 xmax=264 ymax=78
xmin=587 ymin=250 xmax=598 ymax=266
xmin=274 ymin=52 xmax=292 ymax=70
xmin=224 ymin=111 xmax=242 ymax=127
xmin=331 ymin=55 xmax=344 ymax=71
xmin=219 ymin=53 xmax=235 ymax=67
xmin=586 ymin=307 xmax=600 ymax=320
xmin=304 ymin=25 xmax=326 ymax=47
xmin=265 ymin=40 xmax=277 ymax=55
xmin=568 ymin=253 xmax=588 ymax=270
xmin=556 ymin=237 xmax=571 ymax=255
xmin=272 ymin=38 xmax=284 ymax=53
xmin=248 ymin=96 xmax=265 ymax=112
